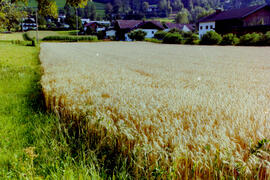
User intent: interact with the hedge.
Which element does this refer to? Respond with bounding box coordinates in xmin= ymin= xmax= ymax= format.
xmin=42 ymin=35 xmax=98 ymax=42
xmin=200 ymin=31 xmax=222 ymax=45
xmin=163 ymin=33 xmax=183 ymax=44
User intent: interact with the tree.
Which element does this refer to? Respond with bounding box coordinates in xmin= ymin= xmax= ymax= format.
xmin=142 ymin=1 xmax=149 ymax=13
xmin=105 ymin=3 xmax=113 ymax=20
xmin=172 ymin=0 xmax=184 ymax=11
xmin=0 ymin=0 xmax=26 ymax=31
xmin=65 ymin=14 xmax=82 ymax=30
xmin=128 ymin=30 xmax=146 ymax=41
xmin=175 ymin=8 xmax=190 ymax=24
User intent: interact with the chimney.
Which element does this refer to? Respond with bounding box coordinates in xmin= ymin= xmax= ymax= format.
xmin=216 ymin=8 xmax=222 ymax=14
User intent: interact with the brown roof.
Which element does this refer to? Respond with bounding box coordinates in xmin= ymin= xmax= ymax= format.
xmin=135 ymin=21 xmax=164 ymax=30
xmin=164 ymin=23 xmax=195 ymax=31
xmin=116 ymin=20 xmax=142 ymax=29
xmin=116 ymin=20 xmax=165 ymax=30
xmin=199 ymin=4 xmax=269 ymax=22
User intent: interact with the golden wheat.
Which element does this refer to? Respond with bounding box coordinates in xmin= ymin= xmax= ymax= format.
xmin=40 ymin=42 xmax=270 ymax=178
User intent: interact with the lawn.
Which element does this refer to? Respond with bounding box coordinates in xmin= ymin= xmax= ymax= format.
xmin=26 ymin=30 xmax=78 ymax=41
xmin=0 ymin=33 xmax=24 ymax=41
xmin=40 ymin=42 xmax=270 ymax=179
xmin=27 ymin=0 xmax=105 ymax=17
xmin=0 ymin=42 xmax=104 ymax=179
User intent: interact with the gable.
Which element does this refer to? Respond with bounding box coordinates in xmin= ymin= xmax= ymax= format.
xmin=198 ymin=4 xmax=269 ymax=23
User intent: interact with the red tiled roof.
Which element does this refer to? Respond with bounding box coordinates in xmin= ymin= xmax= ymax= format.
xmin=199 ymin=4 xmax=269 ymax=22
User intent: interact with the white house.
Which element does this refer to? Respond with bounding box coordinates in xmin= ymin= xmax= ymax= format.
xmin=164 ymin=22 xmax=195 ymax=32
xmin=115 ymin=20 xmax=164 ymax=41
xmin=22 ymin=18 xmax=37 ymax=31
xmin=198 ymin=21 xmax=215 ymax=39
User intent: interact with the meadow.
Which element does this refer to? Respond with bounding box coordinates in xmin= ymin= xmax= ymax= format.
xmin=40 ymin=42 xmax=270 ymax=178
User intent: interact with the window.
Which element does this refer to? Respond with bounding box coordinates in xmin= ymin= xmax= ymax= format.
xmin=210 ymin=25 xmax=213 ymax=29
xmin=206 ymin=26 xmax=208 ymax=29
xmin=200 ymin=26 xmax=203 ymax=30
xmin=152 ymin=31 xmax=154 ymax=34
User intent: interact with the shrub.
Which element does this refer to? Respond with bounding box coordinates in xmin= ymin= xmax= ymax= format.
xmin=163 ymin=33 xmax=183 ymax=44
xmin=22 ymin=33 xmax=36 ymax=46
xmin=200 ymin=31 xmax=222 ymax=45
xmin=154 ymin=31 xmax=168 ymax=40
xmin=128 ymin=30 xmax=147 ymax=41
xmin=184 ymin=33 xmax=199 ymax=45
xmin=144 ymin=38 xmax=162 ymax=43
xmin=239 ymin=33 xmax=263 ymax=46
xmin=261 ymin=31 xmax=270 ymax=46
xmin=221 ymin=33 xmax=239 ymax=45
xmin=42 ymin=35 xmax=98 ymax=42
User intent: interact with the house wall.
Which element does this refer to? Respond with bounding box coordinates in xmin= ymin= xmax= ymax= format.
xmin=141 ymin=29 xmax=158 ymax=38
xmin=244 ymin=7 xmax=270 ymax=26
xmin=199 ymin=21 xmax=215 ymax=39
xmin=106 ymin=30 xmax=116 ymax=37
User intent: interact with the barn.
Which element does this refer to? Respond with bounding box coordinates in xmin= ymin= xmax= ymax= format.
xmin=198 ymin=4 xmax=270 ymax=38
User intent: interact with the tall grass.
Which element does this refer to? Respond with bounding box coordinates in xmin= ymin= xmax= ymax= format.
xmin=40 ymin=42 xmax=270 ymax=179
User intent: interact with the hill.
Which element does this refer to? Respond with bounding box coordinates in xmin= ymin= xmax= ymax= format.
xmin=27 ymin=0 xmax=105 ymax=17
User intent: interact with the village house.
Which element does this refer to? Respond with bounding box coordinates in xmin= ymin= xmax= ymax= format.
xmin=22 ymin=18 xmax=37 ymax=31
xmin=114 ymin=20 xmax=164 ymax=41
xmin=198 ymin=4 xmax=270 ymax=38
xmin=164 ymin=22 xmax=195 ymax=32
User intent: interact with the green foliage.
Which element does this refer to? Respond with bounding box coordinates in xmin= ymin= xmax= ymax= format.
xmin=184 ymin=33 xmax=199 ymax=44
xmin=42 ymin=35 xmax=98 ymax=42
xmin=144 ymin=38 xmax=162 ymax=43
xmin=38 ymin=0 xmax=58 ymax=18
xmin=22 ymin=33 xmax=36 ymax=46
xmin=221 ymin=33 xmax=239 ymax=45
xmin=175 ymin=8 xmax=190 ymax=24
xmin=128 ymin=30 xmax=147 ymax=41
xmin=262 ymin=31 xmax=270 ymax=45
xmin=200 ymin=31 xmax=222 ymax=45
xmin=65 ymin=14 xmax=82 ymax=30
xmin=163 ymin=32 xmax=183 ymax=44
xmin=154 ymin=31 xmax=168 ymax=40
xmin=239 ymin=32 xmax=263 ymax=46
xmin=0 ymin=0 xmax=26 ymax=31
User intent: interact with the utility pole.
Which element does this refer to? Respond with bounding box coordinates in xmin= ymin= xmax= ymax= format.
xmin=76 ymin=7 xmax=78 ymax=40
xmin=36 ymin=9 xmax=39 ymax=44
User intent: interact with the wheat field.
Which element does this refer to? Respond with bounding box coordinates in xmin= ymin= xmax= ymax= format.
xmin=40 ymin=42 xmax=270 ymax=178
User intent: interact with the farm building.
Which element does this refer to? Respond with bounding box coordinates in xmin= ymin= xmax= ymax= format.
xmin=84 ymin=22 xmax=106 ymax=33
xmin=164 ymin=22 xmax=195 ymax=32
xmin=115 ymin=20 xmax=164 ymax=41
xmin=198 ymin=4 xmax=270 ymax=38
xmin=22 ymin=18 xmax=37 ymax=31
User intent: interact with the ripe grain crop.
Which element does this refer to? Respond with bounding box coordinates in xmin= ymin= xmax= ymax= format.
xmin=40 ymin=42 xmax=270 ymax=179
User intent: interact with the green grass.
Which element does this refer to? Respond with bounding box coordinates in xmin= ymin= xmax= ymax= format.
xmin=0 ymin=42 xmax=102 ymax=178
xmin=146 ymin=17 xmax=174 ymax=23
xmin=27 ymin=0 xmax=105 ymax=17
xmin=0 ymin=41 xmax=131 ymax=179
xmin=26 ymin=30 xmax=78 ymax=41
xmin=0 ymin=33 xmax=24 ymax=41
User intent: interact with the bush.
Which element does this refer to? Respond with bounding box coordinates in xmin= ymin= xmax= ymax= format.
xmin=42 ymin=35 xmax=98 ymax=42
xmin=22 ymin=33 xmax=36 ymax=46
xmin=163 ymin=33 xmax=183 ymax=44
xmin=200 ymin=31 xmax=222 ymax=45
xmin=154 ymin=31 xmax=168 ymax=40
xmin=184 ymin=33 xmax=199 ymax=45
xmin=239 ymin=33 xmax=263 ymax=46
xmin=144 ymin=38 xmax=162 ymax=43
xmin=221 ymin=33 xmax=239 ymax=45
xmin=261 ymin=31 xmax=270 ymax=45
xmin=128 ymin=30 xmax=147 ymax=41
